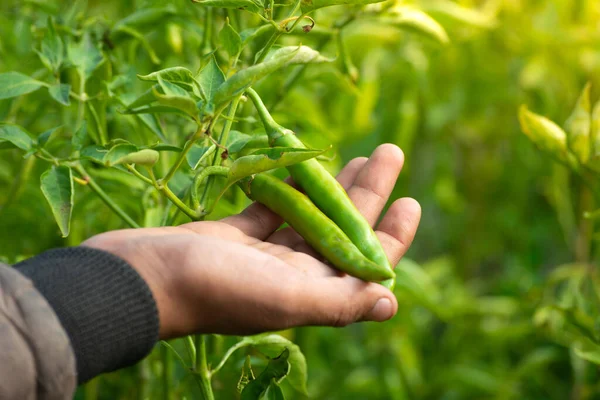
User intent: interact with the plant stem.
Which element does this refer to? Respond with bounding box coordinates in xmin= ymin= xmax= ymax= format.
xmin=199 ymin=96 xmax=242 ymax=213
xmin=74 ymin=164 xmax=140 ymax=228
xmin=575 ymin=178 xmax=595 ymax=264
xmin=195 ymin=335 xmax=214 ymax=400
xmin=76 ymin=71 xmax=86 ymax=131
xmin=147 ymin=167 xmax=200 ymax=220
xmin=161 ymin=124 xmax=206 ymax=185
xmin=161 ymin=344 xmax=172 ymax=400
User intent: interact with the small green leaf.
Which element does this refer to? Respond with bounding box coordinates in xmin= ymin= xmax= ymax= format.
xmin=104 ymin=143 xmax=139 ymax=166
xmin=72 ymin=123 xmax=88 ymax=151
xmin=138 ymin=67 xmax=202 ymax=98
xmin=214 ymin=46 xmax=331 ymax=105
xmin=37 ymin=126 xmax=62 ymax=148
xmin=565 ymin=82 xmax=592 ymax=164
xmin=227 ymin=147 xmax=326 ymax=185
xmin=518 ymin=105 xmax=569 ymax=163
xmin=219 ymin=19 xmax=242 ymax=59
xmin=40 ymin=165 xmax=74 ymax=237
xmin=394 ymin=258 xmax=444 ymax=316
xmin=124 ymin=86 xmax=159 ymax=110
xmin=111 ymin=149 xmax=160 ymax=166
xmin=152 ymin=78 xmax=199 ymax=119
xmin=192 ymin=0 xmax=262 ymax=14
xmin=0 ymin=72 xmax=44 ymax=100
xmin=261 ymin=380 xmax=285 ymax=400
xmin=0 ymin=123 xmax=34 ymax=151
xmin=241 ymin=349 xmax=290 ymax=400
xmin=49 ymin=83 xmax=71 ymax=106
xmin=196 ymin=55 xmax=226 ymax=105
xmin=37 ymin=17 xmax=64 ymax=72
xmin=300 ymin=0 xmax=383 ymax=12
xmin=384 ymin=7 xmax=449 ymax=44
xmin=238 ymin=356 xmax=255 ymax=393
xmin=80 ymin=145 xmax=107 ymax=164
xmin=67 ymin=34 xmax=104 ymax=81
xmin=149 ymin=143 xmax=183 ymax=152
xmin=187 ymin=144 xmax=216 ymax=169
xmin=238 ymin=335 xmax=307 ymax=396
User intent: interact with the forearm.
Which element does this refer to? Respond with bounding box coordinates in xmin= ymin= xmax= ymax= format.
xmin=13 ymin=246 xmax=159 ymax=384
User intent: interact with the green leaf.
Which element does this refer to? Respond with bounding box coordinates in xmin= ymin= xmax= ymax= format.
xmin=72 ymin=123 xmax=88 ymax=151
xmin=191 ymin=0 xmax=262 ymax=14
xmin=187 ymin=144 xmax=216 ymax=169
xmin=574 ymin=338 xmax=600 ymax=365
xmin=214 ymin=46 xmax=332 ymax=105
xmin=243 ymin=335 xmax=307 ymax=395
xmin=122 ymin=105 xmax=193 ymax=118
xmin=124 ymin=86 xmax=159 ymax=110
xmin=110 ymin=149 xmax=160 ymax=166
xmin=422 ymin=0 xmax=497 ymax=29
xmin=565 ymin=82 xmax=592 ymax=164
xmin=394 ymin=258 xmax=443 ymax=316
xmin=152 ymin=78 xmax=199 ymax=119
xmin=37 ymin=126 xmax=62 ymax=148
xmin=300 ymin=0 xmax=383 ymax=12
xmin=40 ymin=166 xmax=74 ymax=237
xmin=0 ymin=123 xmax=34 ymax=151
xmin=138 ymin=67 xmax=202 ymax=98
xmin=113 ymin=6 xmax=177 ymax=32
xmin=241 ymin=349 xmax=290 ymax=400
xmin=219 ymin=19 xmax=242 ymax=59
xmin=49 ymin=83 xmax=71 ymax=106
xmin=228 ymin=147 xmax=326 ymax=185
xmin=80 ymin=145 xmax=106 ymax=163
xmin=518 ymin=105 xmax=570 ymax=163
xmin=261 ymin=380 xmax=285 ymax=400
xmin=238 ymin=356 xmax=255 ymax=393
xmin=215 ymin=334 xmax=307 ymax=396
xmin=149 ymin=143 xmax=183 ymax=152
xmin=37 ymin=17 xmax=64 ymax=72
xmin=592 ymin=101 xmax=600 ymax=155
xmin=104 ymin=143 xmax=139 ymax=166
xmin=67 ymin=34 xmax=104 ymax=81
xmin=0 ymin=72 xmax=45 ymax=100
xmin=196 ymin=55 xmax=226 ymax=105
xmin=384 ymin=7 xmax=450 ymax=44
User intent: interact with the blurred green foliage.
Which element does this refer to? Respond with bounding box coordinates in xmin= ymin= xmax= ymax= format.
xmin=2 ymin=0 xmax=600 ymax=398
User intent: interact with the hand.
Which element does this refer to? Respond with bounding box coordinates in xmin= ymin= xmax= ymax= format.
xmin=83 ymin=144 xmax=421 ymax=339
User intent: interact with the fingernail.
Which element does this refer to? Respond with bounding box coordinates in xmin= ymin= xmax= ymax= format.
xmin=367 ymin=298 xmax=393 ymax=321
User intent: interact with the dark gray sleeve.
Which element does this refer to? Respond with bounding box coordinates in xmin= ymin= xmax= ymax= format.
xmin=0 ymin=263 xmax=76 ymax=400
xmin=15 ymin=247 xmax=159 ymax=384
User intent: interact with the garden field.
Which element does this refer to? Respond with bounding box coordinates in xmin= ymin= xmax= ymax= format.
xmin=1 ymin=0 xmax=600 ymax=398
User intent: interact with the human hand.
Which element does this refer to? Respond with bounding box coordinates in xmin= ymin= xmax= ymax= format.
xmin=83 ymin=144 xmax=421 ymax=340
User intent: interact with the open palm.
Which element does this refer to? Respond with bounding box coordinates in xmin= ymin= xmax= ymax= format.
xmin=84 ymin=144 xmax=421 ymax=339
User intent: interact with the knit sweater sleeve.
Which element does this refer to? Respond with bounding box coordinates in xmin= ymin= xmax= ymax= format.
xmin=15 ymin=246 xmax=159 ymax=384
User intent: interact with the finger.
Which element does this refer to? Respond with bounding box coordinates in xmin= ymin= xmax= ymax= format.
xmin=288 ymin=276 xmax=398 ymax=327
xmin=266 ymin=157 xmax=369 ymax=247
xmin=346 ymin=144 xmax=405 ymax=226
xmin=375 ymin=197 xmax=422 ymax=267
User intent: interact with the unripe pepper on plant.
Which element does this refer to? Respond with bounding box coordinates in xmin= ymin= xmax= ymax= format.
xmin=239 ymin=173 xmax=395 ymax=282
xmin=245 ymin=88 xmax=395 ymax=289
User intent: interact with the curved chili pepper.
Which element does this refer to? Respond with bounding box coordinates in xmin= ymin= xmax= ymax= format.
xmin=246 ymin=88 xmax=395 ymax=289
xmin=239 ymin=173 xmax=395 ymax=282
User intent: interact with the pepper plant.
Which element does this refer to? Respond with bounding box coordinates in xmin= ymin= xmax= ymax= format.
xmin=0 ymin=0 xmax=452 ymax=397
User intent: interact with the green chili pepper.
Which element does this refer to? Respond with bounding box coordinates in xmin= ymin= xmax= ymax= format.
xmin=246 ymin=88 xmax=395 ymax=289
xmin=239 ymin=173 xmax=395 ymax=282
